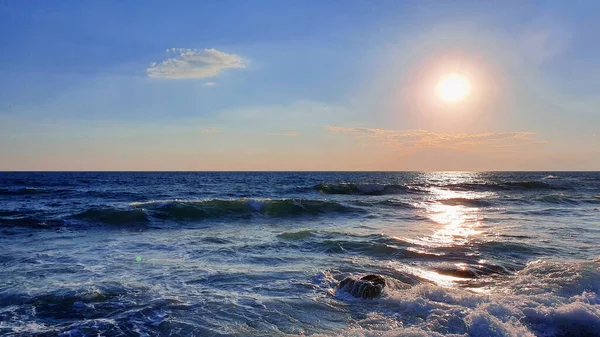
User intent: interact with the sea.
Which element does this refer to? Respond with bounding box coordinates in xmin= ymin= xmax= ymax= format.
xmin=0 ymin=171 xmax=599 ymax=337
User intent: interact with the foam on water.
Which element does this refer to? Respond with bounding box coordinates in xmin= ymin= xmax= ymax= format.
xmin=314 ymin=260 xmax=600 ymax=337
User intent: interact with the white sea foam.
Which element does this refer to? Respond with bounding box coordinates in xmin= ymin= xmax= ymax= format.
xmin=317 ymin=260 xmax=600 ymax=337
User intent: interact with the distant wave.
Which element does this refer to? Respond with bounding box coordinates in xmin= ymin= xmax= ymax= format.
xmin=314 ymin=183 xmax=416 ymax=195
xmin=314 ymin=180 xmax=562 ymax=196
xmin=70 ymin=199 xmax=362 ymax=226
xmin=82 ymin=190 xmax=143 ymax=199
xmin=443 ymin=180 xmax=561 ymax=191
xmin=0 ymin=187 xmax=147 ymax=200
xmin=0 ymin=216 xmax=63 ymax=229
xmin=0 ymin=187 xmax=55 ymax=196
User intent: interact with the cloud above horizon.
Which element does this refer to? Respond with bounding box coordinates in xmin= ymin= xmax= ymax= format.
xmin=147 ymin=48 xmax=245 ymax=79
xmin=200 ymin=127 xmax=221 ymax=134
xmin=327 ymin=126 xmax=544 ymax=153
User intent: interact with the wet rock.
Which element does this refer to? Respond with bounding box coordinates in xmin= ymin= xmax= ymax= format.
xmin=338 ymin=274 xmax=386 ymax=299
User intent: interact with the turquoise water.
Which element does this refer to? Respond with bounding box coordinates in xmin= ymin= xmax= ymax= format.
xmin=1 ymin=172 xmax=599 ymax=336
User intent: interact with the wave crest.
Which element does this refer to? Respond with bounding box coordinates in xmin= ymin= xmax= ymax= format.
xmin=136 ymin=199 xmax=359 ymax=220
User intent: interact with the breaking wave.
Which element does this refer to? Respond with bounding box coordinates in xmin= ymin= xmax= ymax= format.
xmin=316 ymin=259 xmax=600 ymax=337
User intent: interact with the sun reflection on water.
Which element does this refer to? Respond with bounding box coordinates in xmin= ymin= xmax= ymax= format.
xmin=428 ymin=199 xmax=483 ymax=246
xmin=398 ymin=172 xmax=499 ymax=287
xmin=414 ymin=172 xmax=494 ymax=247
xmin=385 ymin=173 xmax=505 ymax=288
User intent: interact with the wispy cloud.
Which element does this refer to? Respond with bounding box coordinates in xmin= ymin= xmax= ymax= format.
xmin=326 ymin=126 xmax=543 ymax=152
xmin=147 ymin=48 xmax=245 ymax=79
xmin=271 ymin=132 xmax=300 ymax=137
xmin=203 ymin=82 xmax=216 ymax=87
xmin=200 ymin=127 xmax=221 ymax=134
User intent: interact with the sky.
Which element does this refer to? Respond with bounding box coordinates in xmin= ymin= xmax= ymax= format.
xmin=1 ymin=0 xmax=599 ymax=171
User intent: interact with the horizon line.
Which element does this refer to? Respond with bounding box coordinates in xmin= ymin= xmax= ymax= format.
xmin=1 ymin=170 xmax=598 ymax=173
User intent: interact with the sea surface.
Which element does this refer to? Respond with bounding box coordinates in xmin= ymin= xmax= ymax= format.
xmin=0 ymin=172 xmax=599 ymax=337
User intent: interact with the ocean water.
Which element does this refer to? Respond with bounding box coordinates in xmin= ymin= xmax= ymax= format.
xmin=0 ymin=171 xmax=599 ymax=337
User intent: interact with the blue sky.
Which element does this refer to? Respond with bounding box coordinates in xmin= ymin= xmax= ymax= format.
xmin=1 ymin=1 xmax=599 ymax=170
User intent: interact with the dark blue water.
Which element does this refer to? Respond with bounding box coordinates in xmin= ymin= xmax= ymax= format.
xmin=1 ymin=172 xmax=599 ymax=336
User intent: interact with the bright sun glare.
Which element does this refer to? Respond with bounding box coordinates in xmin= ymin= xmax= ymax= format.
xmin=436 ymin=73 xmax=471 ymax=103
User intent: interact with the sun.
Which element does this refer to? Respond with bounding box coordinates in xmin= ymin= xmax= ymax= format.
xmin=436 ymin=73 xmax=471 ymax=103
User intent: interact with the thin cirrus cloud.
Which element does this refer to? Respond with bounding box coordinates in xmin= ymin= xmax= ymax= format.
xmin=200 ymin=127 xmax=221 ymax=134
xmin=147 ymin=48 xmax=245 ymax=79
xmin=326 ymin=126 xmax=544 ymax=152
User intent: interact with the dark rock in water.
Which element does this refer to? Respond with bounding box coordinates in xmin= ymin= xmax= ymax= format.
xmin=338 ymin=274 xmax=386 ymax=299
